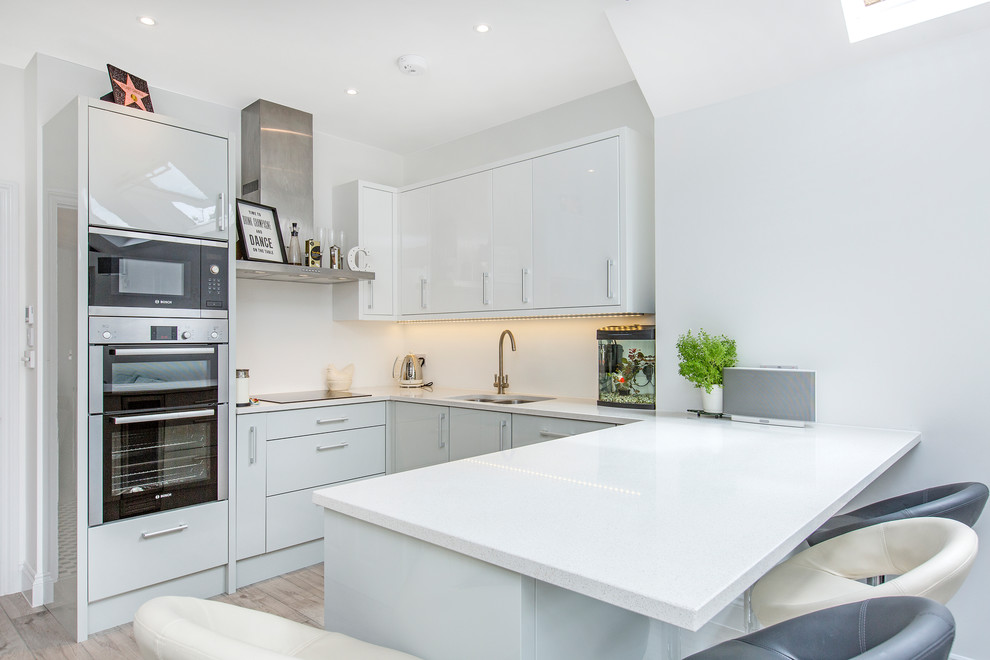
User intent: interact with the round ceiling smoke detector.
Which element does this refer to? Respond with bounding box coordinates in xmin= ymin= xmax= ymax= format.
xmin=397 ymin=54 xmax=429 ymax=75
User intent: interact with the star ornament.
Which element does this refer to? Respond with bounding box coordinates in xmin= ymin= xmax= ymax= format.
xmin=105 ymin=64 xmax=155 ymax=113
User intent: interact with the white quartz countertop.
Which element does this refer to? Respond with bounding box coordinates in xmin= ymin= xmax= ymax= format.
xmin=237 ymin=385 xmax=654 ymax=424
xmin=314 ymin=413 xmax=920 ymax=630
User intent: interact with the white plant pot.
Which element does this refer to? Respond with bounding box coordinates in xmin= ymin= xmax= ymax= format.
xmin=701 ymin=385 xmax=723 ymax=414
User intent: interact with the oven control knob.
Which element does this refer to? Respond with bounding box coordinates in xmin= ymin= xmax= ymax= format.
xmin=210 ymin=331 xmax=219 ymax=339
xmin=181 ymin=331 xmax=192 ymax=339
xmin=210 ymin=265 xmax=220 ymax=275
xmin=102 ymin=331 xmax=112 ymax=340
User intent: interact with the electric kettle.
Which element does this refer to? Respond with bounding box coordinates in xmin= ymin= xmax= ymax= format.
xmin=393 ymin=354 xmax=425 ymax=387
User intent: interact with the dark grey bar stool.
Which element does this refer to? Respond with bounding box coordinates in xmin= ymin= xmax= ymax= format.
xmin=685 ymin=597 xmax=954 ymax=660
xmin=807 ymin=482 xmax=988 ymax=546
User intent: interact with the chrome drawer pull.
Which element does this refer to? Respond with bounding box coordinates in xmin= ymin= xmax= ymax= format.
xmin=112 ymin=408 xmax=215 ymax=425
xmin=316 ymin=417 xmax=349 ymax=424
xmin=316 ymin=443 xmax=349 ymax=452
xmin=249 ymin=426 xmax=257 ymax=464
xmin=539 ymin=430 xmax=570 ymax=439
xmin=141 ymin=524 xmax=188 ymax=539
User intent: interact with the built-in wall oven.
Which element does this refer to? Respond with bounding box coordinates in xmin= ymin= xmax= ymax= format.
xmin=89 ymin=317 xmax=228 ymax=525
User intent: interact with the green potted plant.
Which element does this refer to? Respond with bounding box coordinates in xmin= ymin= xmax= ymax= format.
xmin=675 ymin=329 xmax=738 ymax=413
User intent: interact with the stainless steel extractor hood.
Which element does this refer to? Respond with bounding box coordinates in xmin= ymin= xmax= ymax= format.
xmin=241 ymin=100 xmax=314 ymax=241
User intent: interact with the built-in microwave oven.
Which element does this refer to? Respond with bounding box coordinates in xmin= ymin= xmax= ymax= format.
xmin=89 ymin=227 xmax=228 ymax=318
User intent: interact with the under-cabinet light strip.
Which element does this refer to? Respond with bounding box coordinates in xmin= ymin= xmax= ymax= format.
xmin=398 ymin=313 xmax=648 ymax=324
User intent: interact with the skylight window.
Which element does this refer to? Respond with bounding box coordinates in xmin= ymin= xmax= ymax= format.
xmin=840 ymin=0 xmax=990 ymax=42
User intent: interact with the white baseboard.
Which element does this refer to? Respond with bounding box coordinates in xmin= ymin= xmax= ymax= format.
xmin=21 ymin=561 xmax=54 ymax=607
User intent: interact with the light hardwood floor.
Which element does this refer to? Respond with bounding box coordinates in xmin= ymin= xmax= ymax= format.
xmin=0 ymin=564 xmax=324 ymax=659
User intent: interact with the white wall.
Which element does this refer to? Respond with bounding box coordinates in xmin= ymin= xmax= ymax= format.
xmin=0 ymin=62 xmax=25 ymax=596
xmin=403 ymin=81 xmax=653 ymax=183
xmin=650 ymin=27 xmax=990 ymax=657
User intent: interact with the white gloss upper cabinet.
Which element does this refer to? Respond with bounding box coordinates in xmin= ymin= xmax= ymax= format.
xmin=88 ymin=106 xmax=230 ymax=241
xmin=400 ymin=172 xmax=494 ymax=316
xmin=492 ymin=161 xmax=534 ymax=311
xmin=532 ymin=137 xmax=620 ymax=309
xmin=333 ymin=181 xmax=396 ymax=320
xmin=399 ymin=186 xmax=432 ymax=315
xmin=428 ymin=172 xmax=494 ymax=314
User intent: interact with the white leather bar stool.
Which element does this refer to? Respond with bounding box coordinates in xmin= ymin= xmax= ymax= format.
xmin=134 ymin=596 xmax=422 ymax=660
xmin=751 ymin=517 xmax=978 ymax=627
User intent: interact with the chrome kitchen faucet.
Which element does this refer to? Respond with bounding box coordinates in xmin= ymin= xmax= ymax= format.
xmin=494 ymin=329 xmax=516 ymax=394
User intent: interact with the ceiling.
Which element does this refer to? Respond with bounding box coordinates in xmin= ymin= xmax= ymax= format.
xmin=0 ymin=0 xmax=635 ymax=154
xmin=5 ymin=1 xmax=990 ymax=155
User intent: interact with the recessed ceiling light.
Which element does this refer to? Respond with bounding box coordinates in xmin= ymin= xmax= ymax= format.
xmin=345 ymin=88 xmax=359 ymax=96
xmin=138 ymin=16 xmax=156 ymax=26
xmin=474 ymin=24 xmax=491 ymax=33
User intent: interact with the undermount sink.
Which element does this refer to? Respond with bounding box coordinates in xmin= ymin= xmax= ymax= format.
xmin=448 ymin=394 xmax=554 ymax=405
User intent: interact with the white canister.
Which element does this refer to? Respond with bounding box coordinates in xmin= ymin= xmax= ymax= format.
xmin=235 ymin=369 xmax=251 ymax=407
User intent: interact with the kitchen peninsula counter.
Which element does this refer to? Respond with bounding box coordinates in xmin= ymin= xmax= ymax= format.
xmin=313 ymin=413 xmax=919 ymax=660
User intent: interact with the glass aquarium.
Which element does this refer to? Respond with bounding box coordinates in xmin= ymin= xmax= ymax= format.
xmin=597 ymin=325 xmax=656 ymax=409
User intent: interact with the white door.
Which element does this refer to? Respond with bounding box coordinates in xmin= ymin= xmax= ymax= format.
xmin=449 ymin=409 xmax=511 ymax=461
xmin=428 ymin=171 xmax=493 ymax=314
xmin=88 ymin=107 xmax=229 ymax=241
xmin=360 ymin=185 xmax=394 ymax=317
xmin=493 ymin=161 xmax=534 ymax=311
xmin=399 ymin=187 xmax=432 ymax=315
xmin=532 ymin=137 xmax=620 ymax=308
xmin=393 ymin=403 xmax=448 ymax=472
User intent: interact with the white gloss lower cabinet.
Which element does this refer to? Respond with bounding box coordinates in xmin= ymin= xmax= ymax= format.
xmin=236 ymin=416 xmax=267 ymax=560
xmin=449 ymin=408 xmax=511 ymax=461
xmin=511 ymin=415 xmax=613 ymax=449
xmin=235 ymin=403 xmax=386 ymax=561
xmin=393 ymin=403 xmax=449 ymax=472
xmin=89 ymin=501 xmax=228 ymax=602
xmin=393 ymin=403 xmax=511 ymax=472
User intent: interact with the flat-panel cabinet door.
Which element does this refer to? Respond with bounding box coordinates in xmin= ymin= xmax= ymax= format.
xmin=493 ymin=161 xmax=534 ymax=311
xmin=511 ymin=414 xmax=613 ymax=448
xmin=88 ymin=107 xmax=229 ymax=241
xmin=429 ymin=171 xmax=494 ymax=314
xmin=532 ymin=137 xmax=620 ymax=308
xmin=236 ymin=415 xmax=267 ymax=560
xmin=361 ymin=185 xmax=395 ymax=317
xmin=449 ymin=408 xmax=511 ymax=461
xmin=393 ymin=403 xmax=449 ymax=472
xmin=399 ymin=187 xmax=432 ymax=315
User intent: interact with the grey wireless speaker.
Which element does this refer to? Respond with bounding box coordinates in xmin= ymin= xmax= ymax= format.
xmin=722 ymin=367 xmax=816 ymax=427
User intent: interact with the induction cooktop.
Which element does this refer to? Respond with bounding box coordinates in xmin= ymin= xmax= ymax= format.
xmin=257 ymin=390 xmax=372 ymax=404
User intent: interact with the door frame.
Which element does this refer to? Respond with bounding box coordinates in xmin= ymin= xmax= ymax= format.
xmin=0 ymin=179 xmax=21 ymax=596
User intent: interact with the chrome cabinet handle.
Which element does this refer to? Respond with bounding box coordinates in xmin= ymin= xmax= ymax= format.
xmin=112 ymin=408 xmax=215 ymax=425
xmin=110 ymin=347 xmax=216 ymax=356
xmin=218 ymin=193 xmax=227 ymax=231
xmin=248 ymin=426 xmax=257 ymax=464
xmin=316 ymin=417 xmax=349 ymax=425
xmin=522 ymin=268 xmax=530 ymax=304
xmin=141 ymin=524 xmax=188 ymax=539
xmin=438 ymin=412 xmax=446 ymax=449
xmin=367 ymin=281 xmax=374 ymax=310
xmin=499 ymin=419 xmax=507 ymax=450
xmin=421 ymin=277 xmax=428 ymax=309
xmin=316 ymin=442 xmax=349 ymax=451
xmin=606 ymin=259 xmax=615 ymax=299
xmin=539 ymin=430 xmax=570 ymax=439
xmin=482 ymin=272 xmax=491 ymax=305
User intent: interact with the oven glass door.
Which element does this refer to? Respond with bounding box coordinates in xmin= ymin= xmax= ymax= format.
xmin=98 ymin=345 xmax=221 ymax=414
xmin=97 ymin=406 xmax=222 ymax=523
xmin=89 ymin=228 xmax=201 ymax=314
